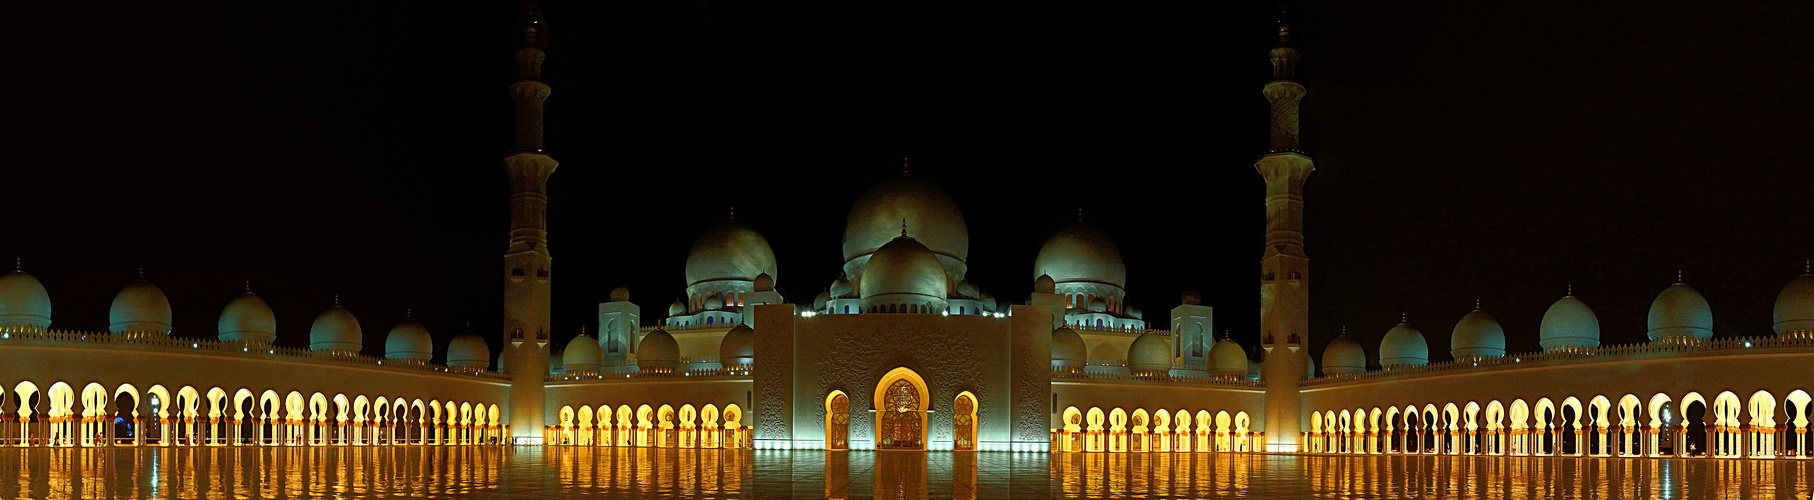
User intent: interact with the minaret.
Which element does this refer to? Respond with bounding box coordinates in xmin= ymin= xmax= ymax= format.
xmin=1257 ymin=12 xmax=1315 ymax=452
xmin=502 ymin=3 xmax=555 ymax=444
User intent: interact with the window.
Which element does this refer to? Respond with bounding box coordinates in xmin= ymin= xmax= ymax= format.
xmin=706 ymin=317 xmax=714 ymax=325
xmin=959 ymin=306 xmax=965 ymax=315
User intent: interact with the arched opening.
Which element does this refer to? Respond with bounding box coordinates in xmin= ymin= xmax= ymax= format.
xmin=1682 ymin=399 xmax=1707 ymax=456
xmin=112 ymin=392 xmax=135 ymax=445
xmin=873 ymin=367 xmax=928 ymax=450
xmin=953 ymin=392 xmax=977 ymax=451
xmin=1560 ymin=404 xmax=1579 ymax=455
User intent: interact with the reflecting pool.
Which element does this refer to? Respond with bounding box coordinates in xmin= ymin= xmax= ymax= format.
xmin=0 ymin=447 xmax=1810 ymax=498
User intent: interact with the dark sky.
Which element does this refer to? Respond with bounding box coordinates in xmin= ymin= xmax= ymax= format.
xmin=5 ymin=1 xmax=1810 ymax=369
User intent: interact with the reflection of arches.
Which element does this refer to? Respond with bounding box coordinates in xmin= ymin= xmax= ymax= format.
xmin=953 ymin=392 xmax=977 ymax=451
xmin=873 ymin=367 xmax=928 ymax=450
xmin=825 ymin=391 xmax=850 ymax=450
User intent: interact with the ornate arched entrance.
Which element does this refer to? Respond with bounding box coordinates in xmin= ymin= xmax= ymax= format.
xmin=953 ymin=392 xmax=977 ymax=451
xmin=874 ymin=367 xmax=929 ymax=450
xmin=826 ymin=391 xmax=850 ymax=450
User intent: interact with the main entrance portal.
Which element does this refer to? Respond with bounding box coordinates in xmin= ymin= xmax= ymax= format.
xmin=874 ymin=367 xmax=928 ymax=450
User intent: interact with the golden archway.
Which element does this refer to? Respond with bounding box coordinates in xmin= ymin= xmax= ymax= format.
xmin=826 ymin=391 xmax=850 ymax=450
xmin=954 ymin=391 xmax=978 ymax=451
xmin=874 ymin=367 xmax=929 ymax=450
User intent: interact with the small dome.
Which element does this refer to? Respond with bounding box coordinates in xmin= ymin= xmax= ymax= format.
xmin=1181 ymin=290 xmax=1202 ymax=306
xmin=1539 ymin=294 xmax=1601 ymax=351
xmin=1127 ymin=331 xmax=1171 ymax=373
xmin=109 ymin=277 xmax=172 ymax=335
xmin=1051 ymin=327 xmax=1086 ymax=365
xmin=1379 ymin=320 xmax=1429 ymax=368
xmin=979 ymin=293 xmax=997 ymax=312
xmin=668 ymin=299 xmax=686 ymax=316
xmin=1321 ymin=331 xmax=1366 ymax=374
xmin=956 ymin=279 xmax=979 ymax=298
xmin=1303 ymin=350 xmax=1316 ymax=380
xmin=384 ymin=317 xmax=432 ymax=361
xmin=1772 ymin=272 xmax=1814 ymax=337
xmin=609 ymin=287 xmax=631 ymax=303
xmin=753 ymin=273 xmax=775 ymax=292
xmin=1128 ymin=307 xmax=1143 ymax=320
xmin=562 ymin=334 xmax=603 ymax=372
xmin=1034 ymin=274 xmax=1056 ymax=294
xmin=843 ymin=174 xmax=968 ymax=273
xmin=1649 ymin=281 xmax=1712 ymax=342
xmin=1210 ymin=336 xmax=1248 ymax=375
xmin=859 ymin=234 xmax=947 ymax=309
xmin=719 ymin=324 xmax=755 ymax=365
xmin=446 ymin=326 xmax=490 ymax=369
xmin=830 ymin=276 xmax=854 ymax=298
xmin=218 ymin=291 xmax=276 ymax=344
xmin=704 ymin=294 xmax=725 ymax=310
xmin=1086 ymin=297 xmax=1107 ymax=313
xmin=1033 ymin=222 xmax=1127 ymax=289
xmin=638 ymin=328 xmax=679 ymax=372
xmin=685 ymin=220 xmax=778 ymax=289
xmin=0 ymin=269 xmax=52 ymax=328
xmin=812 ymin=291 xmax=831 ymax=311
xmin=1451 ymin=307 xmax=1507 ymax=359
xmin=309 ymin=302 xmax=363 ymax=353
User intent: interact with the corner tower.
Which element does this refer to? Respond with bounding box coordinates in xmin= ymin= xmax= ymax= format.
xmin=502 ymin=3 xmax=556 ymax=443
xmin=1256 ymin=14 xmax=1314 ymax=452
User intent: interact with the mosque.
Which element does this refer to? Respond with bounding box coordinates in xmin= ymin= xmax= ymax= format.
xmin=0 ymin=8 xmax=1810 ymax=461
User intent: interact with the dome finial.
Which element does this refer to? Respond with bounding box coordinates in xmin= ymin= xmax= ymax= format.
xmin=137 ymin=267 xmax=144 ymax=279
xmin=1223 ymin=329 xmax=1231 ymax=340
xmin=333 ymin=294 xmax=340 ymax=306
xmin=1076 ymin=208 xmax=1085 ymax=222
xmin=1276 ymin=6 xmax=1291 ymax=45
xmin=1340 ymin=325 xmax=1347 ymax=337
xmin=1474 ymin=298 xmax=1481 ymax=310
xmin=1677 ymin=268 xmax=1684 ymax=283
xmin=1567 ymin=283 xmax=1574 ymax=296
xmin=902 ymin=155 xmax=910 ymax=175
xmin=405 ymin=308 xmax=412 ymax=318
xmin=1804 ymin=259 xmax=1810 ymax=275
xmin=1400 ymin=312 xmax=1408 ymax=323
xmin=900 ymin=218 xmax=909 ymax=237
xmin=727 ymin=206 xmax=735 ymax=221
xmin=13 ymin=257 xmax=19 ymax=272
xmin=245 ymin=280 xmax=252 ymax=293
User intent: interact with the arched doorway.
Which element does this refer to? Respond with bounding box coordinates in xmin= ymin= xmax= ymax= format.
xmin=874 ymin=367 xmax=928 ymax=450
xmin=826 ymin=391 xmax=849 ymax=450
xmin=953 ymin=392 xmax=977 ymax=451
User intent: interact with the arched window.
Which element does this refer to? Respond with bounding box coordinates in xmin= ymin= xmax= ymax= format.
xmin=1096 ymin=319 xmax=1104 ymax=327
xmin=706 ymin=317 xmax=714 ymax=325
xmin=843 ymin=305 xmax=850 ymax=314
xmin=959 ymin=306 xmax=965 ymax=315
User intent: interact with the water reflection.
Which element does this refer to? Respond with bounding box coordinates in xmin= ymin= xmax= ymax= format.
xmin=0 ymin=447 xmax=1808 ymax=499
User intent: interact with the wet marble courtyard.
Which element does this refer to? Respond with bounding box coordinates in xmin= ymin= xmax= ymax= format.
xmin=0 ymin=446 xmax=1810 ymax=499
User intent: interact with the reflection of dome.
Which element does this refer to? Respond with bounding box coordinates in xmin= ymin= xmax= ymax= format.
xmin=384 ymin=317 xmax=432 ymax=361
xmin=1540 ymin=293 xmax=1601 ymax=351
xmin=1648 ymin=281 xmax=1712 ymax=342
xmin=843 ymin=174 xmax=968 ymax=278
xmin=309 ymin=302 xmax=363 ymax=352
xmin=830 ymin=276 xmax=854 ymax=298
xmin=1379 ymin=320 xmax=1429 ymax=368
xmin=609 ymin=287 xmax=630 ymax=302
xmin=1210 ymin=336 xmax=1248 ymax=375
xmin=638 ymin=328 xmax=679 ymax=372
xmin=562 ymin=334 xmax=603 ymax=372
xmin=446 ymin=327 xmax=490 ymax=369
xmin=1051 ymin=327 xmax=1086 ymax=365
xmin=109 ymin=278 xmax=172 ymax=334
xmin=1321 ymin=331 xmax=1366 ymax=374
xmin=1033 ymin=222 xmax=1127 ymax=289
xmin=0 ymin=269 xmax=52 ymax=327
xmin=685 ymin=220 xmax=777 ymax=288
xmin=1451 ymin=307 xmax=1507 ymax=359
xmin=720 ymin=324 xmax=755 ymax=366
xmin=1772 ymin=272 xmax=1814 ymax=337
xmin=219 ymin=291 xmax=276 ymax=344
xmin=858 ymin=234 xmax=947 ymax=309
xmin=1127 ymin=331 xmax=1170 ymax=373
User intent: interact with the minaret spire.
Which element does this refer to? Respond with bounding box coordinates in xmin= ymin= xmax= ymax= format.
xmin=502 ymin=0 xmax=557 ymax=444
xmin=1256 ymin=4 xmax=1316 ymax=453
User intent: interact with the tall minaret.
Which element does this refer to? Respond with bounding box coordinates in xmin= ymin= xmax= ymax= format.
xmin=502 ymin=3 xmax=555 ymax=444
xmin=1256 ymin=13 xmax=1314 ymax=452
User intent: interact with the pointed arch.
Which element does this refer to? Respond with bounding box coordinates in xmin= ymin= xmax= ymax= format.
xmin=873 ymin=367 xmax=929 ymax=450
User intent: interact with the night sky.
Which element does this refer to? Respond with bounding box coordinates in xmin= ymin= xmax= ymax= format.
xmin=6 ymin=1 xmax=1811 ymax=369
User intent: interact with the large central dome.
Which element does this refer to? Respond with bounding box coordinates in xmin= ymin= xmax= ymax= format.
xmin=843 ymin=174 xmax=968 ymax=280
xmin=1033 ymin=222 xmax=1127 ymax=289
xmin=684 ymin=220 xmax=777 ymax=288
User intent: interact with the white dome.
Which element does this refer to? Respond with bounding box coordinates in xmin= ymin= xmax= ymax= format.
xmin=1210 ymin=336 xmax=1248 ymax=375
xmin=858 ymin=234 xmax=947 ymax=310
xmin=1127 ymin=331 xmax=1170 ymax=373
xmin=719 ymin=324 xmax=755 ymax=365
xmin=843 ymin=174 xmax=968 ymax=280
xmin=956 ymin=279 xmax=979 ymax=298
xmin=1086 ymin=297 xmax=1107 ymax=313
xmin=979 ymin=293 xmax=997 ymax=311
xmin=830 ymin=276 xmax=854 ymax=298
xmin=668 ymin=299 xmax=686 ymax=316
xmin=1648 ymin=282 xmax=1713 ymax=342
xmin=384 ymin=317 xmax=432 ymax=361
xmin=638 ymin=328 xmax=679 ymax=372
xmin=1051 ymin=327 xmax=1086 ymax=365
xmin=562 ymin=334 xmax=603 ymax=372
xmin=309 ymin=303 xmax=363 ymax=352
xmin=1321 ymin=332 xmax=1366 ymax=374
xmin=812 ymin=291 xmax=831 ymax=311
xmin=685 ymin=220 xmax=777 ymax=289
xmin=609 ymin=287 xmax=630 ymax=303
xmin=753 ymin=273 xmax=775 ymax=292
xmin=1033 ymin=222 xmax=1127 ymax=289
xmin=0 ymin=270 xmax=52 ymax=328
xmin=1772 ymin=273 xmax=1814 ymax=337
xmin=109 ymin=278 xmax=171 ymax=335
xmin=1034 ymin=274 xmax=1056 ymax=294
xmin=218 ymin=291 xmax=276 ymax=344
xmin=704 ymin=294 xmax=724 ymax=310
xmin=1540 ymin=294 xmax=1601 ymax=351
xmin=446 ymin=327 xmax=490 ymax=369
xmin=1379 ymin=321 xmax=1429 ymax=368
xmin=1451 ymin=308 xmax=1507 ymax=359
